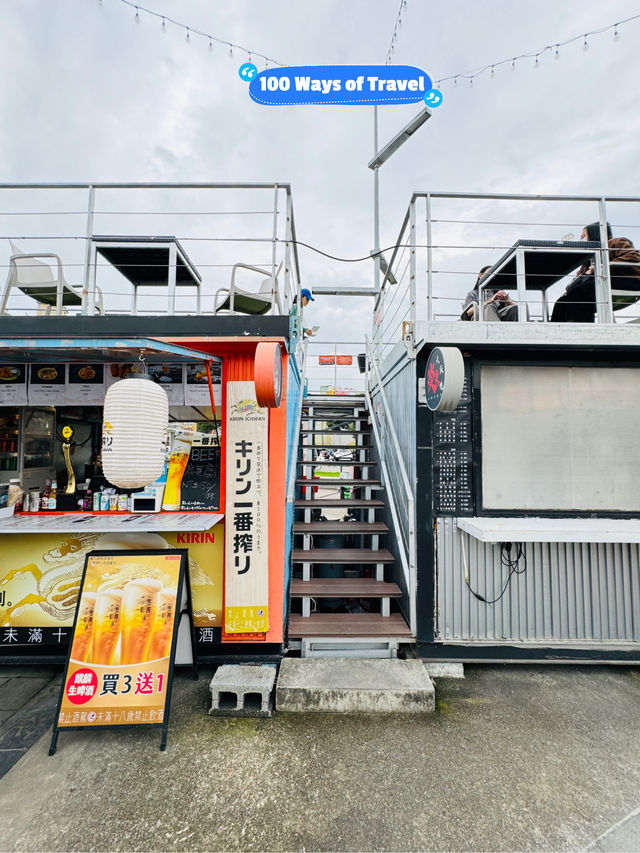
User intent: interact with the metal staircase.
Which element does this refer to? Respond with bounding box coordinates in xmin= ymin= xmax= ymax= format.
xmin=288 ymin=394 xmax=412 ymax=658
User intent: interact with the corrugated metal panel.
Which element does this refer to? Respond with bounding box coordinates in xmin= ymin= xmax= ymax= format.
xmin=436 ymin=517 xmax=640 ymax=643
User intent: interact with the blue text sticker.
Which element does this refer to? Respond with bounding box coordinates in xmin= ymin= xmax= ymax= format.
xmin=249 ymin=65 xmax=432 ymax=106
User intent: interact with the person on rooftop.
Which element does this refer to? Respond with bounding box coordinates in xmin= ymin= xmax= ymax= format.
xmin=550 ymin=221 xmax=614 ymax=322
xmin=461 ymin=265 xmax=519 ymax=322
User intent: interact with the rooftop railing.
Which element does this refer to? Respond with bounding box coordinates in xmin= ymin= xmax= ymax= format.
xmin=372 ymin=192 xmax=640 ymax=359
xmin=0 ymin=182 xmax=302 ymax=317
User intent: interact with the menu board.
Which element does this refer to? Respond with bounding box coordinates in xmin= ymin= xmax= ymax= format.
xmin=148 ymin=364 xmax=185 ymax=405
xmin=432 ymin=361 xmax=474 ymax=516
xmin=0 ymin=365 xmax=28 ymax=405
xmin=28 ymin=364 xmax=67 ymax=405
xmin=68 ymin=364 xmax=106 ymax=405
xmin=180 ymin=434 xmax=220 ymax=511
xmin=185 ymin=360 xmax=222 ymax=409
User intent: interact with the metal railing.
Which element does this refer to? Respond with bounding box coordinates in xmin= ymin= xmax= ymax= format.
xmin=0 ymin=182 xmax=303 ymax=317
xmin=365 ymin=335 xmax=416 ymax=634
xmin=372 ymin=192 xmax=640 ymax=361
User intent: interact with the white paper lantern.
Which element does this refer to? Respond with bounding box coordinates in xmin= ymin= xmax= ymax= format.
xmin=102 ymin=375 xmax=169 ymax=489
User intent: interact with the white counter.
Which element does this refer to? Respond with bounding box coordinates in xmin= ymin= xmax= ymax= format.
xmin=457 ymin=516 xmax=640 ymax=544
xmin=0 ymin=512 xmax=223 ymax=534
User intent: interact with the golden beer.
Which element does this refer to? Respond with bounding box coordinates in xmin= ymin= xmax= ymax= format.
xmin=120 ymin=578 xmax=162 ymax=665
xmin=162 ymin=435 xmax=193 ymax=510
xmin=70 ymin=592 xmax=96 ymax=662
xmin=91 ymin=588 xmax=123 ymax=665
xmin=146 ymin=587 xmax=177 ymax=661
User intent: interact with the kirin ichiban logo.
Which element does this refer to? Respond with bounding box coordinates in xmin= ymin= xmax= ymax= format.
xmin=231 ymin=399 xmax=260 ymax=417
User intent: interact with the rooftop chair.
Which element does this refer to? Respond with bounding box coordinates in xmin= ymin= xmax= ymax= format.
xmin=214 ymin=262 xmax=283 ymax=315
xmin=1 ymin=240 xmax=103 ymax=316
xmin=610 ymin=257 xmax=640 ymax=321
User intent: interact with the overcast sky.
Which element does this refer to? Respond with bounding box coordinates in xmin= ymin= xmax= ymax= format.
xmin=2 ymin=0 xmax=639 ymax=355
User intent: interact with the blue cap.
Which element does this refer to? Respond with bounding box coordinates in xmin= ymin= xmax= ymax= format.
xmin=301 ymin=288 xmax=314 ymax=301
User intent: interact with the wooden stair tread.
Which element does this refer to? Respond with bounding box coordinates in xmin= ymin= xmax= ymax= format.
xmin=299 ymin=429 xmax=371 ymax=436
xmin=298 ymin=460 xmax=377 ymax=467
xmin=293 ymin=548 xmax=394 ymax=563
xmin=296 ymin=478 xmax=381 ymax=488
xmin=290 ymin=578 xmax=401 ymax=597
xmin=294 ymin=521 xmax=388 ymax=533
xmin=288 ymin=612 xmax=412 ymax=638
xmin=295 ymin=498 xmax=384 ymax=508
xmin=302 ymin=416 xmax=369 ymax=421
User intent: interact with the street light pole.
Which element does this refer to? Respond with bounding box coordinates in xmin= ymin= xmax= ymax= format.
xmin=373 ymin=106 xmax=381 ymax=296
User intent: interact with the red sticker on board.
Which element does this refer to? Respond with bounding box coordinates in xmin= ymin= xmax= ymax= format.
xmin=65 ymin=668 xmax=98 ymax=705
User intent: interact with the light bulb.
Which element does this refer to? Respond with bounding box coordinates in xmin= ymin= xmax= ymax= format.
xmin=613 ymin=25 xmax=620 ymax=41
xmin=185 ymin=27 xmax=191 ymax=44
xmin=453 ymin=76 xmax=458 ymax=87
xmin=229 ymin=45 xmax=233 ymax=57
xmin=161 ymin=17 xmax=166 ymax=32
xmin=583 ymin=35 xmax=589 ymax=50
xmin=134 ymin=6 xmax=141 ymax=23
xmin=209 ymin=38 xmax=213 ymax=51
xmin=469 ymin=77 xmax=473 ymax=87
xmin=398 ymin=16 xmax=402 ymax=28
xmin=535 ymin=54 xmax=539 ymax=68
xmin=554 ymin=45 xmax=559 ymax=59
xmin=511 ymin=60 xmax=516 ymax=71
xmin=490 ymin=66 xmax=494 ymax=77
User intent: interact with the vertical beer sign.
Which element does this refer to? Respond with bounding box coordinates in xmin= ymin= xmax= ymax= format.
xmin=224 ymin=381 xmax=269 ymax=635
xmin=50 ymin=549 xmax=190 ymax=753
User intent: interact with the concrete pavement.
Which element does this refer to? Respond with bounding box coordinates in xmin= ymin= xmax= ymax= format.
xmin=0 ymin=664 xmax=639 ymax=851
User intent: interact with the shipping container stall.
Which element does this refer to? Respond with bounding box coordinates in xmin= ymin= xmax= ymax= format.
xmin=370 ymin=191 xmax=640 ymax=663
xmin=0 ymin=183 xmax=303 ymax=665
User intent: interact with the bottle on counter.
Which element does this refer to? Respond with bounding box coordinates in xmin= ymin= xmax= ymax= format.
xmin=83 ymin=489 xmax=92 ymax=512
xmin=48 ymin=481 xmax=57 ymax=511
xmin=41 ymin=481 xmax=51 ymax=512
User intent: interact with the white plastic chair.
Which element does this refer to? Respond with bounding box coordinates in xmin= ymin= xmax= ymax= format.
xmin=214 ymin=262 xmax=283 ymax=315
xmin=1 ymin=240 xmax=103 ymax=315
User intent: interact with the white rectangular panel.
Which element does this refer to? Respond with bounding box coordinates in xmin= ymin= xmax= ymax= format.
xmin=481 ymin=365 xmax=640 ymax=511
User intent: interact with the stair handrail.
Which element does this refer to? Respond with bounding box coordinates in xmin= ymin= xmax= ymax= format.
xmin=286 ymin=338 xmax=309 ymax=502
xmin=364 ymin=335 xmax=416 ymax=635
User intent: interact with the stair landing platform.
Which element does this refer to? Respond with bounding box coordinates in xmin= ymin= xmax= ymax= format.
xmin=276 ymin=658 xmax=435 ymax=713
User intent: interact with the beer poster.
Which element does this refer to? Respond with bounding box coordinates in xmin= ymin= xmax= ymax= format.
xmin=51 ymin=549 xmax=189 ymax=753
xmin=0 ymin=530 xmax=223 ymax=659
xmin=224 ymin=381 xmax=269 ymax=635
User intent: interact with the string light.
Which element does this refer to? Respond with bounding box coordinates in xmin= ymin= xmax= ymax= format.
xmin=386 ymin=0 xmax=408 ymax=64
xmin=436 ymin=12 xmax=639 ymax=88
xmin=115 ymin=0 xmax=284 ymax=66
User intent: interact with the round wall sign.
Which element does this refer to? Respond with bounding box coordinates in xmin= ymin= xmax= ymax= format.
xmin=425 ymin=346 xmax=465 ymax=412
xmin=254 ymin=342 xmax=283 ymax=408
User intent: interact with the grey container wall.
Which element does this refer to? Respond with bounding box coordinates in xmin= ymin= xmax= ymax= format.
xmin=436 ymin=517 xmax=640 ymax=645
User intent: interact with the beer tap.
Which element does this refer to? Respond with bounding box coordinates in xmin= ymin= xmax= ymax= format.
xmin=61 ymin=424 xmax=76 ymax=494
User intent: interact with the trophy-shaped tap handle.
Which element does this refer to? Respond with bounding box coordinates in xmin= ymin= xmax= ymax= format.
xmin=61 ymin=425 xmax=76 ymax=495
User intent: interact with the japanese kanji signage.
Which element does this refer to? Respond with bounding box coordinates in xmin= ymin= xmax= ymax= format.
xmin=224 ymin=381 xmax=269 ymax=634
xmin=50 ymin=548 xmax=190 ymax=753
